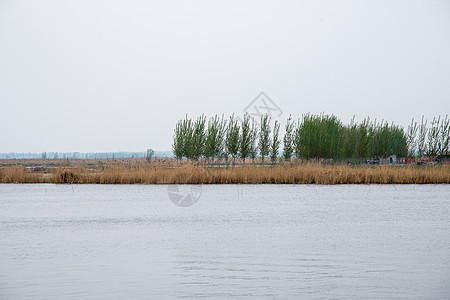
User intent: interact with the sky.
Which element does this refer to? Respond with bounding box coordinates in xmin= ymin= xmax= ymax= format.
xmin=1 ymin=0 xmax=449 ymax=153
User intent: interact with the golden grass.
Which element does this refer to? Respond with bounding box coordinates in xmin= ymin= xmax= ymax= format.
xmin=0 ymin=166 xmax=44 ymax=183
xmin=1 ymin=163 xmax=449 ymax=184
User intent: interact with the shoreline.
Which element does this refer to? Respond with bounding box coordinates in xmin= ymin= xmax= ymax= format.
xmin=1 ymin=161 xmax=449 ymax=184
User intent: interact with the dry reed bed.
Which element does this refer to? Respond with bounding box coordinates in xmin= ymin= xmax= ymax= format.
xmin=1 ymin=164 xmax=449 ymax=184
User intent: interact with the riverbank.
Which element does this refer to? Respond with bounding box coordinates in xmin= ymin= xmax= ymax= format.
xmin=1 ymin=162 xmax=449 ymax=184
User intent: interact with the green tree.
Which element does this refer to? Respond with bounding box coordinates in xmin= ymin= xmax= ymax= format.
xmin=294 ymin=114 xmax=342 ymax=159
xmin=406 ymin=118 xmax=418 ymax=157
xmin=417 ymin=116 xmax=428 ymax=157
xmin=239 ymin=113 xmax=252 ymax=165
xmin=270 ymin=120 xmax=280 ymax=164
xmin=391 ymin=126 xmax=407 ymax=157
xmin=191 ymin=115 xmax=207 ymax=161
xmin=438 ymin=115 xmax=450 ymax=155
xmin=283 ymin=115 xmax=294 ymax=162
xmin=356 ymin=118 xmax=369 ymax=160
xmin=225 ymin=114 xmax=240 ymax=166
xmin=205 ymin=115 xmax=226 ymax=165
xmin=258 ymin=114 xmax=271 ymax=164
xmin=249 ymin=119 xmax=259 ymax=164
xmin=172 ymin=117 xmax=191 ymax=163
xmin=293 ymin=118 xmax=302 ymax=159
xmin=342 ymin=116 xmax=358 ymax=159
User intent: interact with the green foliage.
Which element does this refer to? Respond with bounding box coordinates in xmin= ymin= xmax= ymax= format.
xmin=182 ymin=117 xmax=195 ymax=159
xmin=249 ymin=119 xmax=259 ymax=163
xmin=439 ymin=115 xmax=450 ymax=155
xmin=239 ymin=113 xmax=252 ymax=164
xmin=390 ymin=125 xmax=407 ymax=157
xmin=190 ymin=115 xmax=207 ymax=161
xmin=426 ymin=115 xmax=450 ymax=157
xmin=370 ymin=121 xmax=390 ymax=158
xmin=283 ymin=115 xmax=294 ymax=161
xmin=226 ymin=114 xmax=240 ymax=165
xmin=205 ymin=115 xmax=226 ymax=162
xmin=342 ymin=116 xmax=358 ymax=159
xmin=172 ymin=114 xmax=449 ymax=163
xmin=406 ymin=118 xmax=418 ymax=157
xmin=270 ymin=120 xmax=281 ymax=164
xmin=418 ymin=116 xmax=428 ymax=157
xmin=294 ymin=113 xmax=343 ymax=159
xmin=172 ymin=118 xmax=188 ymax=160
xmin=172 ymin=115 xmax=204 ymax=161
xmin=427 ymin=116 xmax=440 ymax=157
xmin=356 ymin=118 xmax=369 ymax=159
xmin=366 ymin=120 xmax=407 ymax=158
xmin=293 ymin=119 xmax=302 ymax=159
xmin=258 ymin=114 xmax=271 ymax=163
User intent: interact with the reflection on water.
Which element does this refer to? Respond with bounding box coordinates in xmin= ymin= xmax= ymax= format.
xmin=0 ymin=184 xmax=449 ymax=299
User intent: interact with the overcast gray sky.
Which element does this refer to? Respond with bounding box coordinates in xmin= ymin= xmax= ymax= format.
xmin=1 ymin=0 xmax=449 ymax=152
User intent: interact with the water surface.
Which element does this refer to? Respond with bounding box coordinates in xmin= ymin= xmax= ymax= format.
xmin=1 ymin=184 xmax=449 ymax=299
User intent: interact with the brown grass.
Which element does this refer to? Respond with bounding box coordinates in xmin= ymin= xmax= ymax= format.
xmin=1 ymin=163 xmax=449 ymax=184
xmin=0 ymin=166 xmax=45 ymax=183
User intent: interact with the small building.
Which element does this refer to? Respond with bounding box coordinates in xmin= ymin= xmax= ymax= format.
xmin=389 ymin=155 xmax=397 ymax=164
xmin=378 ymin=155 xmax=397 ymax=165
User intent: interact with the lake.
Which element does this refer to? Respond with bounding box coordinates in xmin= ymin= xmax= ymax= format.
xmin=1 ymin=184 xmax=449 ymax=299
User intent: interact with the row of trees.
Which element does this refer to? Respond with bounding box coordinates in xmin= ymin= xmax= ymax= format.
xmin=172 ymin=114 xmax=449 ymax=164
xmin=282 ymin=114 xmax=411 ymax=160
xmin=406 ymin=115 xmax=450 ymax=157
xmin=173 ymin=114 xmax=281 ymax=165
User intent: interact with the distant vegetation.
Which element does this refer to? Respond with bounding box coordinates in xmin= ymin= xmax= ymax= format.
xmin=173 ymin=114 xmax=449 ymax=164
xmin=0 ymin=151 xmax=173 ymax=160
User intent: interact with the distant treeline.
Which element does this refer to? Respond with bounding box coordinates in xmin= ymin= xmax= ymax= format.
xmin=0 ymin=151 xmax=174 ymax=160
xmin=172 ymin=114 xmax=450 ymax=163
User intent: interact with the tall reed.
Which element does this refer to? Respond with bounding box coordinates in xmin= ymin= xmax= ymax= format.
xmin=2 ymin=164 xmax=449 ymax=184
